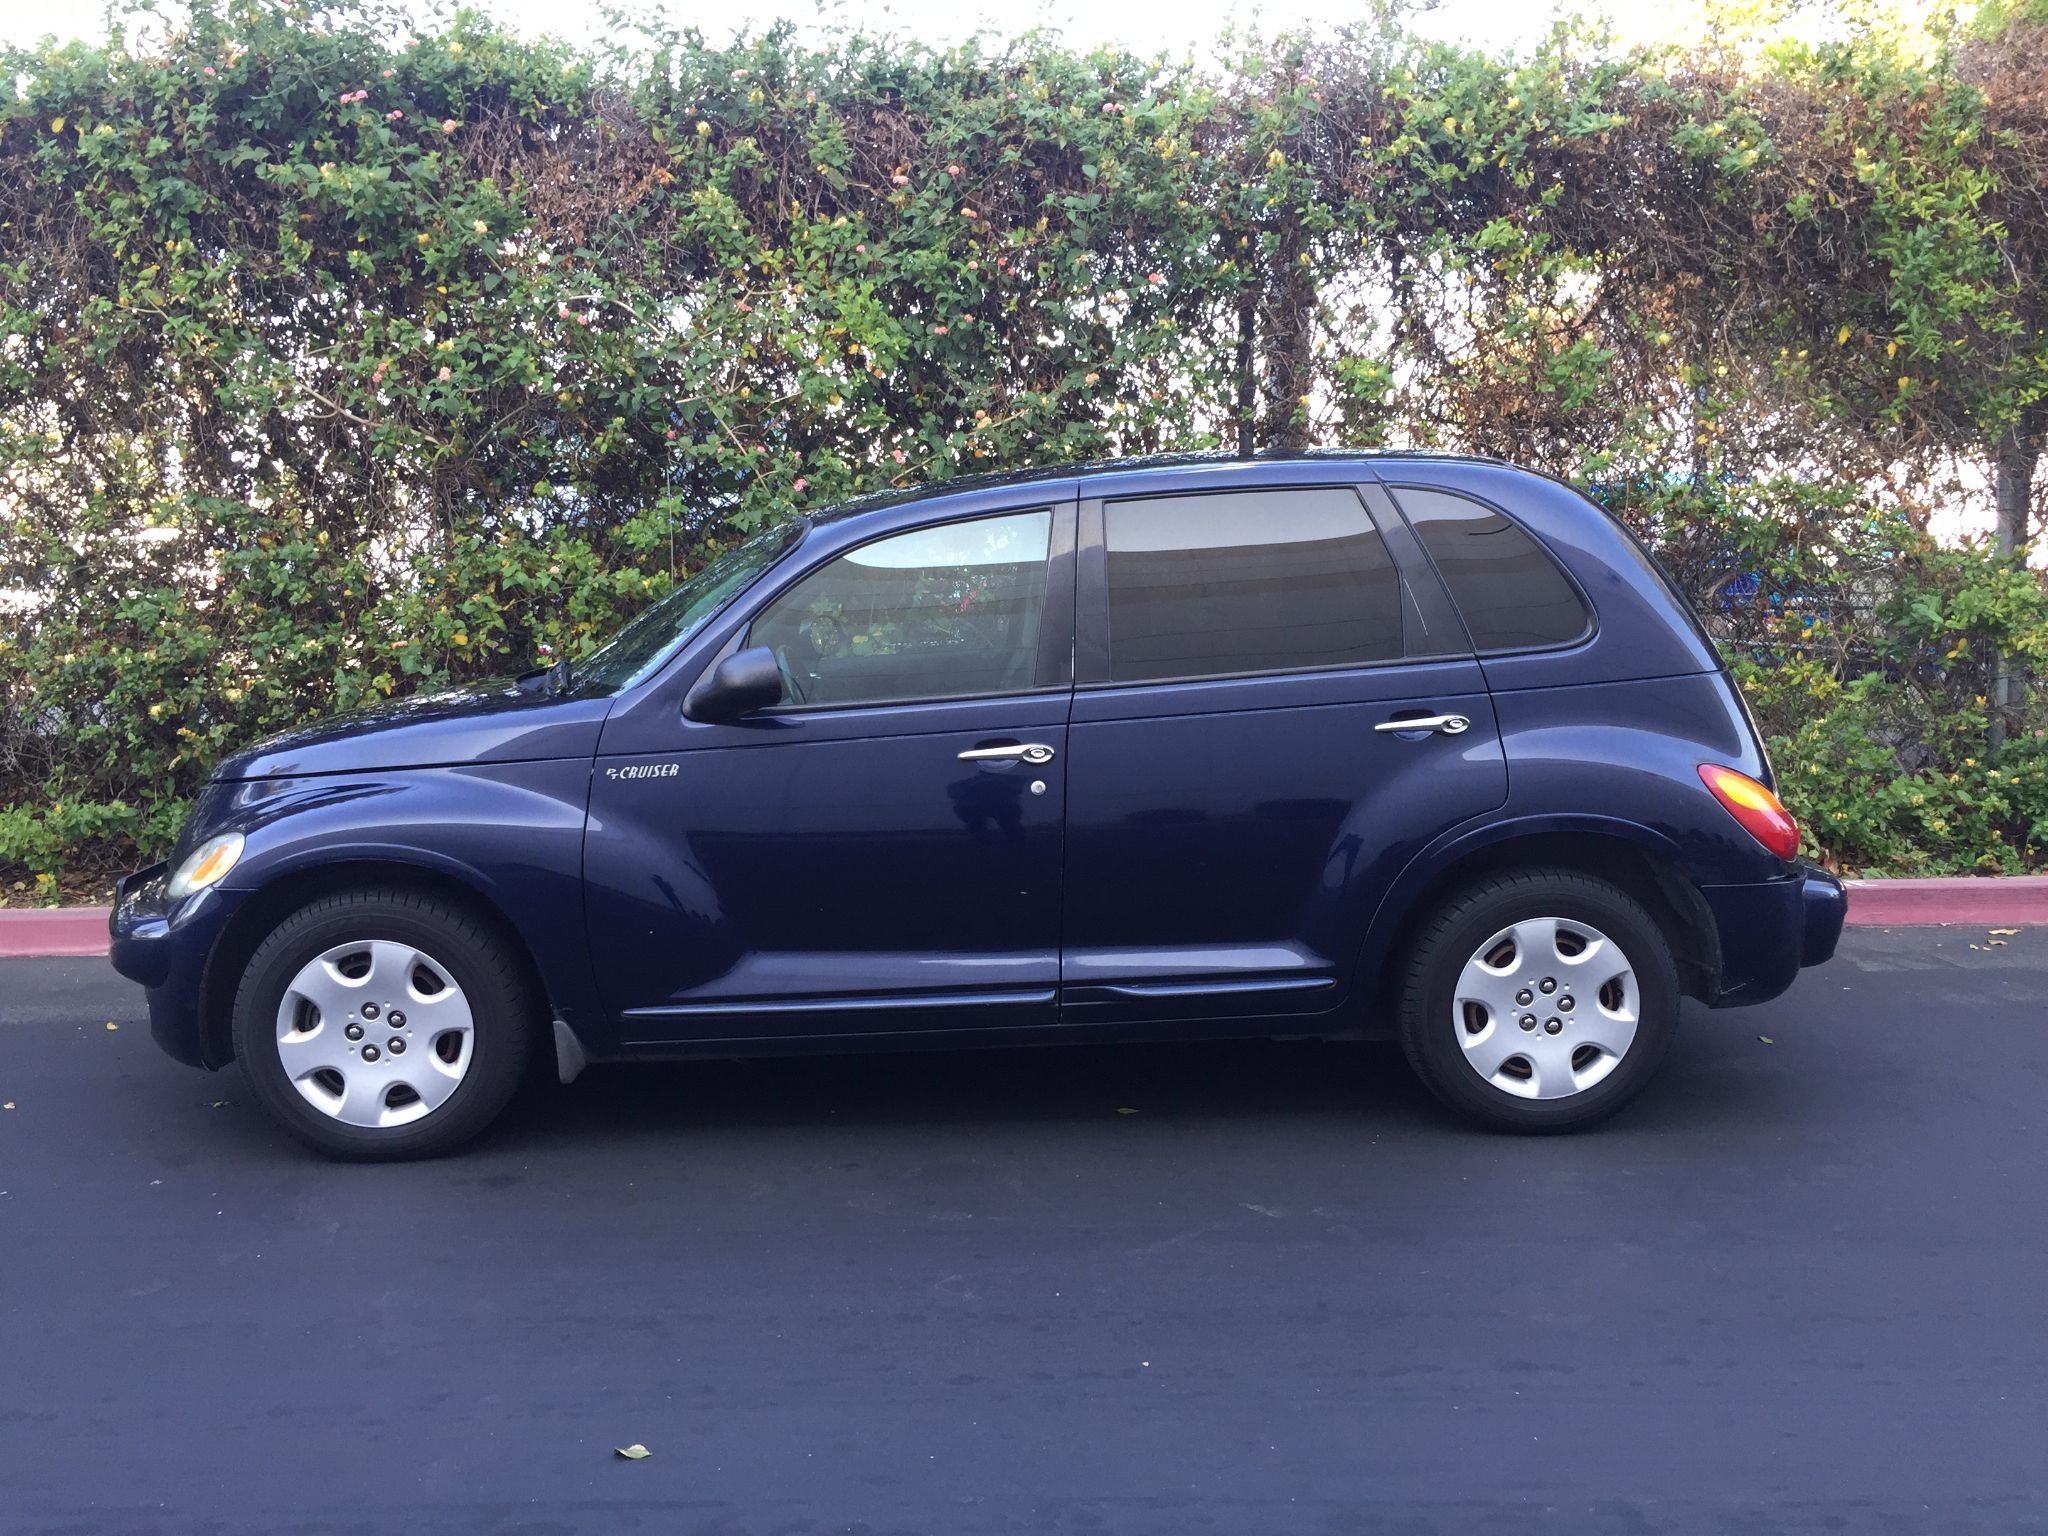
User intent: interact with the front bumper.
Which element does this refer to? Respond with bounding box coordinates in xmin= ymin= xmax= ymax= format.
xmin=1699 ymin=860 xmax=1847 ymax=1009
xmin=108 ymin=862 xmax=247 ymax=1069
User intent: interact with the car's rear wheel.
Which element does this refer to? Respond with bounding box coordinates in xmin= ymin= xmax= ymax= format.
xmin=1398 ymin=869 xmax=1680 ymax=1132
xmin=231 ymin=889 xmax=538 ymax=1160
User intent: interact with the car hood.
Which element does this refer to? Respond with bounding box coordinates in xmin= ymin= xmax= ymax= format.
xmin=212 ymin=678 xmax=614 ymax=781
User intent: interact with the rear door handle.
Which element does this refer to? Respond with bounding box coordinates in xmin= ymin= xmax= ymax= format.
xmin=1374 ymin=714 xmax=1470 ymax=736
xmin=958 ymin=742 xmax=1057 ymax=764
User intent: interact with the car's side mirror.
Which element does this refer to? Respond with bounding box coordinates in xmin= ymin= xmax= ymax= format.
xmin=684 ymin=645 xmax=784 ymax=722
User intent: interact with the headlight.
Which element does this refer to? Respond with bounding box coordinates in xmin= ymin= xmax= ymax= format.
xmin=166 ymin=831 xmax=245 ymax=899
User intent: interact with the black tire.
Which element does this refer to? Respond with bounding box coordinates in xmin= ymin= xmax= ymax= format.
xmin=1398 ymin=868 xmax=1680 ymax=1133
xmin=231 ymin=888 xmax=540 ymax=1160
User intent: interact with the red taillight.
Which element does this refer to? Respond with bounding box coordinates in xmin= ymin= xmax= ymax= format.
xmin=1698 ymin=763 xmax=1800 ymax=861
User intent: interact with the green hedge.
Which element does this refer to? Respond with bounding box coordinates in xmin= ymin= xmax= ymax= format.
xmin=2 ymin=1 xmax=2046 ymax=897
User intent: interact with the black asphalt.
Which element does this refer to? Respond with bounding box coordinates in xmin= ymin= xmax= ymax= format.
xmin=2 ymin=929 xmax=2045 ymax=1535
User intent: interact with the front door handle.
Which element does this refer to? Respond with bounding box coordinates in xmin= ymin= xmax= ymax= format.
xmin=958 ymin=742 xmax=1057 ymax=764
xmin=1374 ymin=713 xmax=1471 ymax=736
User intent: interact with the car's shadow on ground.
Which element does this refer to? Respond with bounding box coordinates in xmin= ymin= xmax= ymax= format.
xmin=465 ymin=1000 xmax=1790 ymax=1155
xmin=524 ymin=1037 xmax=1433 ymax=1142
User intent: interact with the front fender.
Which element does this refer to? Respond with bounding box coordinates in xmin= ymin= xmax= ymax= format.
xmin=207 ymin=760 xmax=603 ymax=1039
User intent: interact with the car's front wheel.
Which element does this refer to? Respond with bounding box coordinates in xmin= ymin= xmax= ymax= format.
xmin=231 ymin=889 xmax=539 ymax=1160
xmin=1398 ymin=869 xmax=1680 ymax=1132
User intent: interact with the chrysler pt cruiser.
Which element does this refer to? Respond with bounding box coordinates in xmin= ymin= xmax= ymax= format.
xmin=110 ymin=454 xmax=1846 ymax=1158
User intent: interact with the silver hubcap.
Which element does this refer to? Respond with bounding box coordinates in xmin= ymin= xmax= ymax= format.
xmin=274 ymin=941 xmax=475 ymax=1128
xmin=1452 ymin=916 xmax=1639 ymax=1100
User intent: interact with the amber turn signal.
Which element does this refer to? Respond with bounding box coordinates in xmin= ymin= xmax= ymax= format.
xmin=1698 ymin=764 xmax=1800 ymax=861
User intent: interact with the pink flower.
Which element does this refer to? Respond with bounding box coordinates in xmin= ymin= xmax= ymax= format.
xmin=960 ymin=313 xmax=974 ymax=324
xmin=960 ymin=207 xmax=978 ymax=219
xmin=382 ymin=69 xmax=394 ymax=78
xmin=1101 ymin=101 xmax=1117 ymax=113
xmin=854 ymin=243 xmax=865 ymax=253
xmin=891 ymin=173 xmax=910 ymax=186
xmin=665 ymin=428 xmax=677 ymax=440
xmin=891 ymin=448 xmax=907 ymax=464
xmin=436 ymin=365 xmax=452 ymax=381
xmin=932 ymin=324 xmax=949 ymax=336
xmin=792 ymin=477 xmax=807 ymax=492
xmin=202 ymin=66 xmax=216 ymax=76
xmin=557 ymin=303 xmax=571 ymax=318
xmin=1148 ymin=271 xmax=1164 ymax=284
xmin=387 ymin=110 xmax=404 ymax=121
xmin=947 ymin=163 xmax=963 ymax=176
xmin=576 ymin=313 xmax=590 ymax=327
xmin=441 ymin=119 xmax=459 ymax=133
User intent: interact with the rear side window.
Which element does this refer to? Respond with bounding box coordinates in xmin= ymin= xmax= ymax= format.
xmin=1103 ymin=488 xmax=1402 ymax=682
xmin=1392 ymin=486 xmax=1590 ymax=652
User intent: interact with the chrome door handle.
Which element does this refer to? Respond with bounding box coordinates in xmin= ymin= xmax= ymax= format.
xmin=1374 ymin=714 xmax=1471 ymax=736
xmin=958 ymin=742 xmax=1057 ymax=764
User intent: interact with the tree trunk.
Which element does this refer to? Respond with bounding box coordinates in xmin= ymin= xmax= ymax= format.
xmin=1989 ymin=402 xmax=2045 ymax=748
xmin=1235 ymin=289 xmax=1257 ymax=460
xmin=1259 ymin=214 xmax=1314 ymax=451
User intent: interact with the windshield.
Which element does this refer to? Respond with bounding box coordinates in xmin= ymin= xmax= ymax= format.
xmin=572 ymin=521 xmax=804 ymax=694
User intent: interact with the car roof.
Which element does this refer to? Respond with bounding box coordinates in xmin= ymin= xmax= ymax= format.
xmin=807 ymin=449 xmax=1519 ymax=527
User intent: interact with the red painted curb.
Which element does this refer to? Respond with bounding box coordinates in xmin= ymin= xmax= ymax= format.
xmin=1843 ymin=876 xmax=2048 ymax=928
xmin=1 ymin=877 xmax=2043 ymax=958
xmin=0 ymin=906 xmax=113 ymax=958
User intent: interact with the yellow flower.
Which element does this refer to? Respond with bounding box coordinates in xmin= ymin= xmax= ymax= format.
xmin=473 ymin=219 xmax=488 ymax=235
xmin=452 ymin=630 xmax=469 ymax=646
xmin=1837 ymin=325 xmax=1852 ymax=346
xmin=49 ymin=116 xmax=64 ymax=133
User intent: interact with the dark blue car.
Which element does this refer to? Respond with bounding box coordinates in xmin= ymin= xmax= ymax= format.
xmin=110 ymin=454 xmax=1846 ymax=1158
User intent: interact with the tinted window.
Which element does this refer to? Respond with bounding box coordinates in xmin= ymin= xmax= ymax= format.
xmin=1104 ymin=489 xmax=1401 ymax=682
xmin=748 ymin=509 xmax=1052 ymax=706
xmin=1394 ymin=487 xmax=1590 ymax=652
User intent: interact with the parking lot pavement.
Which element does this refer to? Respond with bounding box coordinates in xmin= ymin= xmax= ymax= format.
xmin=1 ymin=928 xmax=2045 ymax=1536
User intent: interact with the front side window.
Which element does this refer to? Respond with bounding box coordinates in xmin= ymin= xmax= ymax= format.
xmin=748 ymin=509 xmax=1053 ymax=707
xmin=1104 ymin=488 xmax=1402 ymax=683
xmin=1391 ymin=487 xmax=1590 ymax=653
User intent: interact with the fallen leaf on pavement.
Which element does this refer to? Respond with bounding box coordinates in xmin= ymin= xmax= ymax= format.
xmin=1986 ymin=938 xmax=2008 ymax=947
xmin=1990 ymin=928 xmax=2019 ymax=935
xmin=104 ymin=1021 xmax=118 ymax=1031
xmin=3 ymin=1102 xmax=14 ymax=1110
xmin=1116 ymin=1107 xmax=1139 ymax=1115
xmin=1757 ymin=1036 xmax=1773 ymax=1045
xmin=614 ymin=1444 xmax=651 ymax=1460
